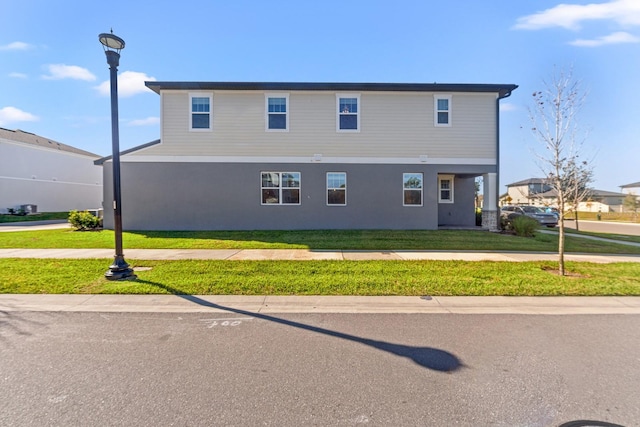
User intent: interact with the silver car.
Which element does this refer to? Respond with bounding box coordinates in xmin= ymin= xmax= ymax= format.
xmin=501 ymin=205 xmax=558 ymax=227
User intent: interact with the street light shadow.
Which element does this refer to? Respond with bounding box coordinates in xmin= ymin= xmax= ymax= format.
xmin=137 ymin=279 xmax=464 ymax=373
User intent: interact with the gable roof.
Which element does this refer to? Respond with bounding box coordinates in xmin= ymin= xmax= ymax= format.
xmin=506 ymin=178 xmax=550 ymax=187
xmin=0 ymin=127 xmax=100 ymax=158
xmin=591 ymin=189 xmax=628 ymax=197
xmin=145 ymin=81 xmax=518 ymax=99
xmin=620 ymin=182 xmax=640 ymax=189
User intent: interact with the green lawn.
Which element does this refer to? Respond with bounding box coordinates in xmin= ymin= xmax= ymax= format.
xmin=2 ymin=228 xmax=639 ymax=296
xmin=1 ymin=258 xmax=639 ymax=296
xmin=2 ymin=228 xmax=640 ymax=253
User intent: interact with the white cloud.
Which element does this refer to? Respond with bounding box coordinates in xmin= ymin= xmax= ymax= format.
xmin=513 ymin=0 xmax=640 ymax=30
xmin=500 ymin=103 xmax=517 ymax=112
xmin=0 ymin=41 xmax=33 ymax=51
xmin=128 ymin=116 xmax=160 ymax=126
xmin=42 ymin=64 xmax=96 ymax=81
xmin=569 ymin=31 xmax=640 ymax=46
xmin=0 ymin=107 xmax=39 ymax=126
xmin=9 ymin=72 xmax=28 ymax=79
xmin=95 ymin=71 xmax=156 ymax=97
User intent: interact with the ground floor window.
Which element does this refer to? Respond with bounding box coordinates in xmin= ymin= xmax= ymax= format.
xmin=403 ymin=173 xmax=423 ymax=206
xmin=438 ymin=174 xmax=454 ymax=203
xmin=261 ymin=172 xmax=301 ymax=205
xmin=327 ymin=172 xmax=346 ymax=205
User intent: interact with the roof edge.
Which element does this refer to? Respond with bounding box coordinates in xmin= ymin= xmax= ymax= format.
xmin=145 ymin=81 xmax=518 ymax=95
xmin=94 ymin=139 xmax=161 ymax=165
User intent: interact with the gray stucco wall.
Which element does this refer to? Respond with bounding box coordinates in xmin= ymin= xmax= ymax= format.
xmin=437 ymin=176 xmax=477 ymax=227
xmin=102 ymin=162 xmax=493 ymax=231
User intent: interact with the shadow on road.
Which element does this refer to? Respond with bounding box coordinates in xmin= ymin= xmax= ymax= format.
xmin=137 ymin=279 xmax=464 ymax=373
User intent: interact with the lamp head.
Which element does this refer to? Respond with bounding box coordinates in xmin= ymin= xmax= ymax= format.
xmin=99 ymin=31 xmax=125 ymax=54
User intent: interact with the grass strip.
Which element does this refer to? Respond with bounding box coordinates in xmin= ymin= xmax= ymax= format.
xmin=1 ymin=229 xmax=639 ymax=254
xmin=1 ymin=258 xmax=639 ymax=296
xmin=0 ymin=212 xmax=68 ymax=223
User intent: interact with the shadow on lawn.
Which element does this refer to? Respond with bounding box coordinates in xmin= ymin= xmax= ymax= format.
xmin=137 ymin=279 xmax=464 ymax=373
xmin=125 ymin=229 xmax=469 ymax=251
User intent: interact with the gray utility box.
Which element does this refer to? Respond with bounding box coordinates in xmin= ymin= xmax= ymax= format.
xmin=20 ymin=204 xmax=37 ymax=214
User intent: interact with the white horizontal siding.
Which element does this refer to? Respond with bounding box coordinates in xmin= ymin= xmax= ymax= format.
xmin=135 ymin=90 xmax=498 ymax=160
xmin=0 ymin=140 xmax=103 ymax=212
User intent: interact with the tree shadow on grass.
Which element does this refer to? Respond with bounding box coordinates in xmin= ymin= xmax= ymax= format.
xmin=136 ymin=279 xmax=464 ymax=373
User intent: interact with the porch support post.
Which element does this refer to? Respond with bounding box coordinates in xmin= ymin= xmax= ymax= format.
xmin=482 ymin=172 xmax=499 ymax=231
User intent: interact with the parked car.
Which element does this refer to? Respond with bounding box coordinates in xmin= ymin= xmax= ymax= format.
xmin=544 ymin=207 xmax=560 ymax=219
xmin=501 ymin=205 xmax=558 ymax=227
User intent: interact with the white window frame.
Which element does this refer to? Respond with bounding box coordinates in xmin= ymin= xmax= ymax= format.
xmin=336 ymin=93 xmax=360 ymax=132
xmin=189 ymin=93 xmax=213 ymax=132
xmin=260 ymin=171 xmax=301 ymax=206
xmin=326 ymin=172 xmax=347 ymax=206
xmin=434 ymin=94 xmax=452 ymax=127
xmin=403 ymin=173 xmax=423 ymax=207
xmin=265 ymin=93 xmax=289 ymax=132
xmin=438 ymin=174 xmax=455 ymax=203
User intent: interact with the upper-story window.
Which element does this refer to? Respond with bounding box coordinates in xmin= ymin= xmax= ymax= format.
xmin=434 ymin=94 xmax=452 ymax=127
xmin=190 ymin=93 xmax=212 ymax=131
xmin=337 ymin=94 xmax=360 ymax=132
xmin=403 ymin=173 xmax=423 ymax=206
xmin=266 ymin=94 xmax=289 ymax=131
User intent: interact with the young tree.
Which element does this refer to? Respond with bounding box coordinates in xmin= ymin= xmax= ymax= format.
xmin=529 ymin=67 xmax=589 ymax=275
xmin=561 ymin=158 xmax=593 ymax=231
xmin=623 ymin=193 xmax=639 ymax=219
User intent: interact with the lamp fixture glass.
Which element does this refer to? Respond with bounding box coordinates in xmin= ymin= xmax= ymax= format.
xmin=99 ymin=32 xmax=125 ymax=52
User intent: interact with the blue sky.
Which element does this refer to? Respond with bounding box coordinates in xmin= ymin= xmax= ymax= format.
xmin=1 ymin=0 xmax=638 ymax=192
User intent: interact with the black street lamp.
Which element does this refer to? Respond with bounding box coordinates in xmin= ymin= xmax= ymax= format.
xmin=99 ymin=31 xmax=135 ymax=280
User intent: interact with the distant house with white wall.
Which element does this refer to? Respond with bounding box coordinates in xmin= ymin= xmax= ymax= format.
xmin=620 ymin=182 xmax=640 ymax=195
xmin=0 ymin=128 xmax=103 ymax=213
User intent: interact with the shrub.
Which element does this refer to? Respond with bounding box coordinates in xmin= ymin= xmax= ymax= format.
xmin=68 ymin=210 xmax=101 ymax=231
xmin=7 ymin=208 xmax=27 ymax=216
xmin=511 ymin=215 xmax=539 ymax=237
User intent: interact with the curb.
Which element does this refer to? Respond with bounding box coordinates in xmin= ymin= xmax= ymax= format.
xmin=2 ymin=295 xmax=640 ymax=315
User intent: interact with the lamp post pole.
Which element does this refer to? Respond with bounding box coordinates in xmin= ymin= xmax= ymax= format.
xmin=100 ymin=31 xmax=135 ymax=281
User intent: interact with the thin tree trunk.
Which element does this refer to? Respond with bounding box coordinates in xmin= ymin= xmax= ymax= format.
xmin=575 ymin=210 xmax=580 ymax=231
xmin=558 ymin=197 xmax=566 ymax=276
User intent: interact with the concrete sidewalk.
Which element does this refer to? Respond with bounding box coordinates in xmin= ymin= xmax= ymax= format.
xmin=1 ymin=248 xmax=640 ymax=263
xmin=1 ymin=294 xmax=639 ymax=314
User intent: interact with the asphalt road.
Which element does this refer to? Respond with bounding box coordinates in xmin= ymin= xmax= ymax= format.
xmin=1 ymin=311 xmax=638 ymax=426
xmin=564 ymin=220 xmax=640 ymax=236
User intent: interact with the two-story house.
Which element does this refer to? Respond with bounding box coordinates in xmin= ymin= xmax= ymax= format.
xmin=502 ymin=178 xmax=556 ymax=206
xmin=96 ymin=81 xmax=517 ymax=231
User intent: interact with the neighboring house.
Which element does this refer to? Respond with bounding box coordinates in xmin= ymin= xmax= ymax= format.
xmin=0 ymin=128 xmax=103 ymax=213
xmin=502 ymin=178 xmax=555 ymax=206
xmin=502 ymin=177 xmax=630 ymax=212
xmin=620 ymin=182 xmax=640 ymax=195
xmin=577 ymin=190 xmax=631 ymax=213
xmin=96 ymin=81 xmax=517 ymax=231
